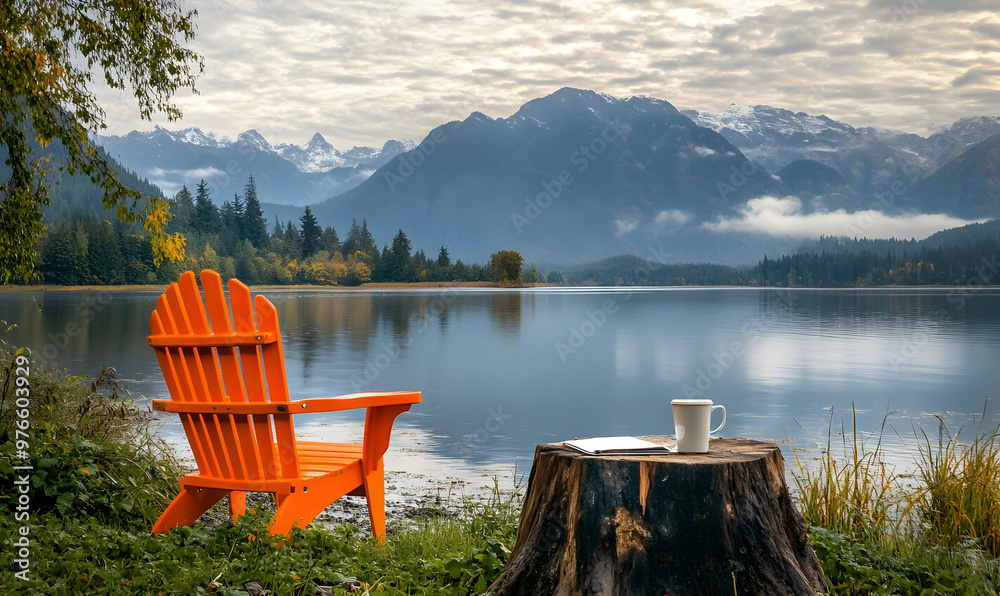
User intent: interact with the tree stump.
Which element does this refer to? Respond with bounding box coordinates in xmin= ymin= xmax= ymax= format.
xmin=489 ymin=437 xmax=825 ymax=596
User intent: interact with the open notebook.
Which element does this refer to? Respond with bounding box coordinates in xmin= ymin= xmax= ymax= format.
xmin=563 ymin=436 xmax=676 ymax=456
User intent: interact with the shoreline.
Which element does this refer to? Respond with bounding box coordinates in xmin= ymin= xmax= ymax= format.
xmin=1 ymin=282 xmax=991 ymax=293
xmin=0 ymin=281 xmax=561 ymax=292
xmin=195 ymin=469 xmax=516 ymax=534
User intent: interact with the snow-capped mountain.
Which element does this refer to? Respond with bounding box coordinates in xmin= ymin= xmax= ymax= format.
xmin=275 ymin=134 xmax=415 ymax=173
xmin=96 ymin=127 xmax=414 ymax=206
xmin=236 ymin=129 xmax=275 ymax=154
xmin=682 ymin=104 xmax=963 ymax=197
xmin=139 ymin=125 xmax=231 ymax=148
xmin=684 ymin=104 xmax=857 ymax=146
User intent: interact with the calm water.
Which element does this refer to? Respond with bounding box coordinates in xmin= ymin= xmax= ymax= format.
xmin=4 ymin=287 xmax=1000 ymax=482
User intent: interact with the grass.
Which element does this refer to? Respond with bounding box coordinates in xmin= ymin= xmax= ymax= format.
xmin=5 ymin=344 xmax=1000 ymax=595
xmin=0 ymin=347 xmax=522 ymax=595
xmin=791 ymin=404 xmax=1000 ymax=595
xmin=790 ymin=407 xmax=907 ymax=545
xmin=916 ymin=411 xmax=1000 ymax=559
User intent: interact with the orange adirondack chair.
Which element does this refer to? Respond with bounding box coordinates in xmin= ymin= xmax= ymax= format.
xmin=147 ymin=269 xmax=420 ymax=539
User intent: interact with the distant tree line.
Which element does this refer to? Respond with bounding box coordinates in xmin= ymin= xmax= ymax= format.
xmin=35 ymin=175 xmax=1000 ymax=288
xmin=560 ymin=231 xmax=1000 ymax=288
xmin=35 ymin=176 xmax=500 ymax=286
xmin=747 ymin=238 xmax=1000 ymax=287
xmin=564 ymin=255 xmax=745 ymax=286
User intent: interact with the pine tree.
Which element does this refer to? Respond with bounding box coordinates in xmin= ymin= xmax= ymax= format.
xmin=85 ymin=219 xmax=124 ymax=284
xmin=285 ymin=220 xmax=302 ymax=258
xmin=437 ymin=245 xmax=450 ymax=267
xmin=173 ymin=185 xmax=194 ymax=231
xmin=342 ymin=219 xmax=361 ymax=256
xmin=233 ymin=239 xmax=260 ymax=284
xmin=39 ymin=221 xmax=90 ymax=285
xmin=219 ymin=196 xmax=241 ymax=254
xmin=524 ymin=263 xmax=538 ymax=284
xmin=358 ymin=218 xmax=377 ymax=257
xmin=412 ymin=249 xmax=428 ymax=281
xmin=232 ymin=193 xmax=245 ymax=239
xmin=241 ymin=176 xmax=268 ymax=248
xmin=221 ymin=196 xmax=241 ymax=234
xmin=387 ymin=228 xmax=412 ymax=281
xmin=321 ymin=226 xmax=340 ymax=254
xmin=193 ymin=179 xmax=220 ymax=234
xmin=300 ymin=206 xmax=321 ymax=258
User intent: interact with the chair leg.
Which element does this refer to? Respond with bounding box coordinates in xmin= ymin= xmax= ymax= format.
xmin=152 ymin=487 xmax=230 ymax=534
xmin=229 ymin=491 xmax=247 ymax=521
xmin=268 ymin=492 xmax=333 ymax=537
xmin=363 ymin=462 xmax=386 ymax=542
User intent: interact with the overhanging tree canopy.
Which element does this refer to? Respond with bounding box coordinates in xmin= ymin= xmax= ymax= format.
xmin=0 ymin=0 xmax=203 ymax=283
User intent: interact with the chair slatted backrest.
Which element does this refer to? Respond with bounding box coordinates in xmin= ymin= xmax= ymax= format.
xmin=149 ymin=270 xmax=300 ymax=480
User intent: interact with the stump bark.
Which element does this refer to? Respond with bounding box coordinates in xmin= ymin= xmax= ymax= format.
xmin=489 ymin=436 xmax=825 ymax=596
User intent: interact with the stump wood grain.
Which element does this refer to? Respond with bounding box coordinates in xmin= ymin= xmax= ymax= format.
xmin=490 ymin=436 xmax=825 ymax=596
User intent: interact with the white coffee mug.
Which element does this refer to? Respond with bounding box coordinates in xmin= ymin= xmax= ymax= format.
xmin=671 ymin=398 xmax=726 ymax=453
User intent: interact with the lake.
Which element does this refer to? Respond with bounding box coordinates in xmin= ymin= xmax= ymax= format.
xmin=4 ymin=286 xmax=1000 ymax=491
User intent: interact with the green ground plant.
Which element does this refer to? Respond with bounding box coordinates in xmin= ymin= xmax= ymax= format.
xmin=791 ymin=405 xmax=1000 ymax=595
xmin=0 ymin=347 xmax=521 ymax=595
xmin=6 ymin=346 xmax=1000 ymax=595
xmin=916 ymin=413 xmax=1000 ymax=558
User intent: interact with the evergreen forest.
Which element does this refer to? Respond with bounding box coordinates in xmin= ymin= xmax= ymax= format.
xmin=36 ymin=177 xmax=495 ymax=286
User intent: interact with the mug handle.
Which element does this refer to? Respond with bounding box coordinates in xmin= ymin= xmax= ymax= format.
xmin=710 ymin=405 xmax=726 ymax=434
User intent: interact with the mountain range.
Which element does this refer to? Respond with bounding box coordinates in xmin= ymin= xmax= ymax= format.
xmin=681 ymin=104 xmax=1000 ymax=214
xmin=96 ymin=127 xmax=415 ymax=207
xmin=90 ymin=88 xmax=1000 ymax=264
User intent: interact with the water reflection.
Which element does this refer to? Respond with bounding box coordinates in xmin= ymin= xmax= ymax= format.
xmin=2 ymin=287 xmax=1000 ymax=480
xmin=490 ymin=292 xmax=524 ymax=335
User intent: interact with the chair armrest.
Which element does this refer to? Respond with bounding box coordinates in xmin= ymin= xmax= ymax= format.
xmin=293 ymin=391 xmax=421 ymax=413
xmin=151 ymin=391 xmax=421 ymax=415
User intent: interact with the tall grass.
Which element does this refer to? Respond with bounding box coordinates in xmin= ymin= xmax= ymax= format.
xmin=0 ymin=347 xmax=182 ymax=527
xmin=790 ymin=406 xmax=911 ymax=544
xmin=916 ymin=413 xmax=1000 ymax=557
xmin=791 ymin=404 xmax=1000 ymax=595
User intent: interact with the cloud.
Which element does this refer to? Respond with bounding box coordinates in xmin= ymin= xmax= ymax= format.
xmin=614 ymin=209 xmax=692 ymax=237
xmin=147 ymin=166 xmax=226 ymax=195
xmin=951 ymin=66 xmax=1000 ymax=88
xmin=703 ymin=196 xmax=979 ymax=239
xmin=149 ymin=166 xmax=226 ymax=180
xmin=613 ymin=217 xmax=640 ymax=235
xmin=91 ymin=1 xmax=1000 ymax=148
xmin=644 ymin=209 xmax=692 ymax=236
xmin=653 ymin=210 xmax=691 ymax=225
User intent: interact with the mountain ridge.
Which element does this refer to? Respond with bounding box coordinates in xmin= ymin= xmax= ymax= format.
xmin=95 ymin=126 xmax=415 ymax=206
xmin=90 ymin=88 xmax=1000 ymax=265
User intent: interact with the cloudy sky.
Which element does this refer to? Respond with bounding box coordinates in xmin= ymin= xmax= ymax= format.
xmin=98 ymin=0 xmax=1000 ymax=149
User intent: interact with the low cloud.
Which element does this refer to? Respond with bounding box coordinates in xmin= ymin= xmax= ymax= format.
xmin=703 ymin=196 xmax=979 ymax=240
xmin=147 ymin=166 xmax=227 ymax=195
xmin=614 ymin=217 xmax=640 ymax=235
xmin=646 ymin=209 xmax=691 ymax=235
xmin=615 ymin=209 xmax=692 ymax=236
xmin=150 ymin=166 xmax=226 ymax=180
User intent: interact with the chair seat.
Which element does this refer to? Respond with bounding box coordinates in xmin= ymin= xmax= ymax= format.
xmin=179 ymin=441 xmax=366 ymax=487
xmin=296 ymin=441 xmax=363 ymax=477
